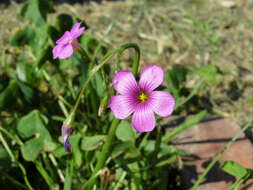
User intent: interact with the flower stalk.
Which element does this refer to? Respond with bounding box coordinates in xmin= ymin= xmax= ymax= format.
xmin=82 ymin=118 xmax=120 ymax=189
xmin=83 ymin=43 xmax=141 ymax=189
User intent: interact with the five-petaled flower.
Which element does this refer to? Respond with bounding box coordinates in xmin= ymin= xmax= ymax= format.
xmin=109 ymin=65 xmax=175 ymax=133
xmin=53 ymin=22 xmax=85 ymax=59
xmin=61 ymin=123 xmax=72 ymax=152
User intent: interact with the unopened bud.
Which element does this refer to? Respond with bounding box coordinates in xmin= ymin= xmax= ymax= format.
xmin=98 ymin=95 xmax=109 ymax=116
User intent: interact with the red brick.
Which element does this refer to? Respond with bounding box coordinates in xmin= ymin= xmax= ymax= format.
xmin=175 ymin=118 xmax=253 ymax=189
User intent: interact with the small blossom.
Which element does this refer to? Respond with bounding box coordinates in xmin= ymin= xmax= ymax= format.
xmin=61 ymin=123 xmax=72 ymax=152
xmin=53 ymin=22 xmax=85 ymax=59
xmin=109 ymin=65 xmax=175 ymax=133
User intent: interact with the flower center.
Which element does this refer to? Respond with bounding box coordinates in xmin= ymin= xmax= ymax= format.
xmin=69 ymin=40 xmax=73 ymax=44
xmin=138 ymin=91 xmax=149 ymax=102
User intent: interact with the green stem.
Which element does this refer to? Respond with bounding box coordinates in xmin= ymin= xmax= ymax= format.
xmin=35 ymin=160 xmax=57 ymax=190
xmin=89 ymin=84 xmax=98 ymax=115
xmin=154 ymin=125 xmax=162 ymax=154
xmin=0 ymin=131 xmax=33 ymax=190
xmin=190 ymin=123 xmax=251 ymax=190
xmin=115 ymin=43 xmax=140 ymax=77
xmin=0 ymin=170 xmax=28 ymax=189
xmin=79 ymin=47 xmax=91 ymax=64
xmin=72 ymin=49 xmax=118 ymax=115
xmin=82 ymin=118 xmax=120 ymax=189
xmin=175 ymin=79 xmax=203 ymax=110
xmin=0 ymin=126 xmax=23 ymax=146
xmin=49 ymin=153 xmax=65 ymax=182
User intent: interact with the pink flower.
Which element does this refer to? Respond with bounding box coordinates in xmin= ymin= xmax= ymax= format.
xmin=53 ymin=22 xmax=85 ymax=59
xmin=109 ymin=65 xmax=175 ymax=133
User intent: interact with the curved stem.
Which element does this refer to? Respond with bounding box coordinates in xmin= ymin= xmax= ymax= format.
xmin=115 ymin=43 xmax=141 ymax=77
xmin=72 ymin=49 xmax=118 ymax=115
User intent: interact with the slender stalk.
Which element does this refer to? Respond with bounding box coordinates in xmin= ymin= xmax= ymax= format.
xmin=154 ymin=125 xmax=162 ymax=154
xmin=72 ymin=49 xmax=118 ymax=115
xmin=0 ymin=170 xmax=28 ymax=189
xmin=81 ymin=43 xmax=141 ymax=189
xmin=191 ymin=123 xmax=251 ymax=190
xmin=79 ymin=47 xmax=91 ymax=64
xmin=0 ymin=126 xmax=23 ymax=146
xmin=35 ymin=160 xmax=58 ymax=190
xmin=175 ymin=79 xmax=203 ymax=110
xmin=114 ymin=171 xmax=127 ymax=190
xmin=0 ymin=131 xmax=33 ymax=190
xmin=82 ymin=118 xmax=120 ymax=189
xmin=49 ymin=153 xmax=65 ymax=182
xmin=0 ymin=132 xmax=15 ymax=161
xmin=115 ymin=43 xmax=140 ymax=77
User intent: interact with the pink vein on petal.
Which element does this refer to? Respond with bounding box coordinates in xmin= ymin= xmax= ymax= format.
xmin=109 ymin=95 xmax=136 ymax=119
xmin=113 ymin=70 xmax=139 ymax=95
xmin=131 ymin=104 xmax=155 ymax=133
xmin=150 ymin=91 xmax=175 ymax=117
xmin=139 ymin=65 xmax=164 ymax=92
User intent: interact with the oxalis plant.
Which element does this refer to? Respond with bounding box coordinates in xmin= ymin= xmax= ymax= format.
xmin=55 ymin=22 xmax=176 ymax=189
xmin=1 ymin=0 xmax=253 ymax=189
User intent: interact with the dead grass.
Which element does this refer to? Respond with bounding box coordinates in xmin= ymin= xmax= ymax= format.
xmin=1 ymin=0 xmax=253 ymax=126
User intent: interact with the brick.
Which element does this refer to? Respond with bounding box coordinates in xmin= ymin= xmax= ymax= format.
xmin=175 ymin=118 xmax=253 ymax=189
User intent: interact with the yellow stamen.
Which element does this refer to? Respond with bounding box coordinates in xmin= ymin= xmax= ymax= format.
xmin=138 ymin=92 xmax=148 ymax=102
xmin=69 ymin=40 xmax=73 ymax=44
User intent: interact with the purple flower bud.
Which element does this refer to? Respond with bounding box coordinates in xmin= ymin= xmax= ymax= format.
xmin=61 ymin=123 xmax=72 ymax=152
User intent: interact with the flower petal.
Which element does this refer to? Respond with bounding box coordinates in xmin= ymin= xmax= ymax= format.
xmin=131 ymin=105 xmax=156 ymax=132
xmin=113 ymin=70 xmax=138 ymax=95
xmin=70 ymin=22 xmax=85 ymax=39
xmin=58 ymin=44 xmax=74 ymax=59
xmin=139 ymin=65 xmax=164 ymax=91
xmin=61 ymin=123 xmax=72 ymax=152
xmin=56 ymin=31 xmax=71 ymax=45
xmin=109 ymin=95 xmax=135 ymax=119
xmin=52 ymin=44 xmax=63 ymax=59
xmin=71 ymin=39 xmax=80 ymax=50
xmin=150 ymin=91 xmax=175 ymax=117
xmin=64 ymin=137 xmax=71 ymax=152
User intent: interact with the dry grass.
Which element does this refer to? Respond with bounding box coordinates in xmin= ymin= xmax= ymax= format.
xmin=1 ymin=0 xmax=253 ymax=126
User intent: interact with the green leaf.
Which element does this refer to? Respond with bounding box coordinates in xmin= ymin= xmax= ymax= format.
xmin=21 ymin=137 xmax=44 ymax=161
xmin=162 ymin=110 xmax=207 ymax=141
xmin=69 ymin=134 xmax=82 ymax=167
xmin=17 ymin=81 xmax=37 ymax=105
xmin=165 ymin=65 xmax=188 ymax=105
xmin=80 ymin=34 xmax=100 ymax=57
xmin=196 ymin=65 xmax=217 ymax=84
xmin=53 ymin=146 xmax=68 ymax=158
xmin=22 ymin=0 xmax=53 ymax=26
xmin=220 ymin=161 xmax=253 ymax=179
xmin=116 ymin=121 xmax=135 ymax=142
xmin=17 ymin=110 xmax=55 ymax=161
xmin=30 ymin=24 xmax=49 ymax=52
xmin=111 ymin=141 xmax=134 ymax=159
xmin=0 ymin=75 xmax=9 ymax=92
xmin=56 ymin=14 xmax=73 ymax=34
xmin=81 ymin=135 xmax=106 ymax=151
xmin=9 ymin=26 xmax=36 ymax=46
xmin=0 ymin=80 xmax=19 ymax=109
xmin=36 ymin=45 xmax=53 ymax=68
xmin=91 ymin=72 xmax=106 ymax=99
